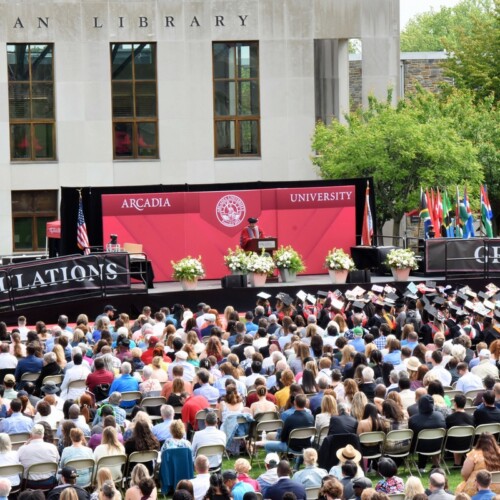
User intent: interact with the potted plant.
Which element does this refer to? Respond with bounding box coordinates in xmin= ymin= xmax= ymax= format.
xmin=246 ymin=251 xmax=275 ymax=287
xmin=273 ymin=245 xmax=306 ymax=282
xmin=324 ymin=248 xmax=355 ymax=284
xmin=224 ymin=246 xmax=251 ymax=275
xmin=171 ymin=255 xmax=205 ymax=290
xmin=384 ymin=248 xmax=418 ymax=281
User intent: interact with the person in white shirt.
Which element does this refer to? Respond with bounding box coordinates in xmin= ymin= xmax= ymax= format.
xmin=190 ymin=455 xmax=211 ymax=500
xmin=191 ymin=412 xmax=226 ymax=469
xmin=0 ymin=344 xmax=17 ymax=370
xmin=17 ymin=316 xmax=29 ymax=342
xmin=398 ymin=376 xmax=416 ymax=409
xmin=168 ymin=351 xmax=195 ymax=382
xmin=18 ymin=424 xmax=59 ymax=488
xmin=471 ymin=350 xmax=499 ymax=380
xmin=428 ymin=350 xmax=452 ymax=387
xmin=60 ymin=353 xmax=91 ymax=400
xmin=455 ymin=362 xmax=484 ymax=394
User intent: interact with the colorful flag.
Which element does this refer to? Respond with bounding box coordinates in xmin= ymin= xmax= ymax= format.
xmin=460 ymin=187 xmax=475 ymax=239
xmin=436 ymin=189 xmax=443 ymax=230
xmin=420 ymin=188 xmax=432 ymax=238
xmin=77 ymin=193 xmax=90 ymax=255
xmin=455 ymin=185 xmax=463 ymax=238
xmin=361 ymin=181 xmax=374 ymax=246
xmin=442 ymin=190 xmax=453 ymax=237
xmin=481 ymin=184 xmax=493 ymax=237
xmin=425 ymin=189 xmax=437 ymax=234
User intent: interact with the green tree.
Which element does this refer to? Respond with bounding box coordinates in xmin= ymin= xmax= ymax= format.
xmin=443 ymin=1 xmax=500 ymax=102
xmin=400 ymin=0 xmax=493 ymax=52
xmin=311 ymin=89 xmax=484 ymax=236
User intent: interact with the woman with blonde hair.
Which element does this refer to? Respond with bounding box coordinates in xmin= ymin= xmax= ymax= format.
xmin=90 ymin=468 xmax=119 ymax=500
xmin=125 ymin=463 xmax=157 ymax=500
xmin=183 ymin=344 xmax=200 ymax=367
xmin=150 ymin=356 xmax=168 ymax=383
xmin=342 ymin=378 xmax=358 ymax=407
xmin=340 ymin=345 xmax=355 ymax=368
xmin=303 ymin=324 xmax=318 ymax=346
xmin=99 ymin=480 xmax=120 ymax=500
xmin=60 ymin=489 xmax=79 ymax=500
xmin=186 ymin=330 xmax=206 ymax=355
xmin=161 ymin=420 xmax=191 ymax=450
xmin=401 ymin=324 xmax=414 ymax=341
xmin=315 ymin=395 xmax=337 ymax=437
xmin=351 ymin=392 xmax=368 ymax=421
xmin=404 ymin=476 xmax=425 ymax=499
xmin=234 ymin=458 xmax=260 ymax=491
xmin=53 ymin=343 xmax=67 ymax=369
xmin=93 ymin=427 xmax=125 ymax=480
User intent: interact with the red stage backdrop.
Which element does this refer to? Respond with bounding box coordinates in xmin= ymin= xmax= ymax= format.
xmin=101 ymin=186 xmax=356 ymax=282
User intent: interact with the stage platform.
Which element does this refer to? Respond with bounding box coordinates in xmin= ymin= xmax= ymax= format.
xmin=0 ymin=271 xmax=484 ymax=326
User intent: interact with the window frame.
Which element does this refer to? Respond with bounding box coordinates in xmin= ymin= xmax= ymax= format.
xmin=212 ymin=41 xmax=261 ymax=158
xmin=7 ymin=43 xmax=56 ymax=162
xmin=11 ymin=190 xmax=58 ymax=252
xmin=110 ymin=42 xmax=159 ymax=160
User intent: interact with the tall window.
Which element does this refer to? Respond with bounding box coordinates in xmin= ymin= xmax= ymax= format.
xmin=213 ymin=42 xmax=260 ymax=157
xmin=7 ymin=44 xmax=55 ymax=161
xmin=12 ymin=191 xmax=58 ymax=251
xmin=111 ymin=43 xmax=158 ymax=159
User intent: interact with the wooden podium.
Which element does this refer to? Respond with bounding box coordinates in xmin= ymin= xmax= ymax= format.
xmin=245 ymin=237 xmax=278 ymax=254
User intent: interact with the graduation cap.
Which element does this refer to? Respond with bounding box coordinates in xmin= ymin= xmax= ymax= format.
xmin=317 ymin=290 xmax=328 ymax=298
xmin=351 ymin=286 xmax=366 ymax=297
xmin=281 ymin=294 xmax=293 ymax=306
xmin=426 ymin=280 xmax=437 ymax=289
xmin=352 ymin=301 xmax=366 ymax=310
xmin=421 ymin=295 xmax=430 ymax=306
xmin=257 ymin=292 xmax=271 ymax=300
xmin=331 ymin=298 xmax=345 ymax=310
xmin=474 ymin=304 xmax=489 ymax=317
xmin=464 ymin=300 xmax=475 ymax=311
xmin=478 ymin=291 xmax=489 ymax=301
xmin=371 ymin=284 xmax=384 ymax=293
xmin=424 ymin=304 xmax=437 ymax=317
xmin=403 ymin=290 xmax=418 ymax=300
xmin=483 ymin=299 xmax=495 ymax=311
xmin=306 ymin=294 xmax=316 ymax=304
xmin=387 ymin=292 xmax=400 ymax=302
xmin=456 ymin=293 xmax=468 ymax=304
xmin=465 ymin=289 xmax=477 ymax=298
xmin=406 ymin=282 xmax=419 ymax=294
xmin=296 ymin=290 xmax=307 ymax=302
xmin=433 ymin=296 xmax=446 ymax=307
xmin=494 ymin=309 xmax=500 ymax=321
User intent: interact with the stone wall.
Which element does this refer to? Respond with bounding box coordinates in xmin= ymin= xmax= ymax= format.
xmin=349 ymin=52 xmax=452 ymax=111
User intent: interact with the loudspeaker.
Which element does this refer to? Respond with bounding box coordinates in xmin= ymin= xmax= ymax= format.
xmin=221 ymin=275 xmax=247 ymax=288
xmin=347 ymin=270 xmax=371 ymax=284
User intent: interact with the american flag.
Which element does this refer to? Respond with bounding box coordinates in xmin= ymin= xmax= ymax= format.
xmin=77 ymin=194 xmax=90 ymax=255
xmin=361 ymin=181 xmax=373 ymax=246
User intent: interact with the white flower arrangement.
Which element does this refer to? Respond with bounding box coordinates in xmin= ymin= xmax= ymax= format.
xmin=171 ymin=256 xmax=205 ymax=281
xmin=384 ymin=248 xmax=419 ymax=270
xmin=324 ymin=248 xmax=355 ymax=271
xmin=247 ymin=251 xmax=275 ymax=275
xmin=273 ymin=245 xmax=306 ymax=273
xmin=224 ymin=246 xmax=251 ymax=273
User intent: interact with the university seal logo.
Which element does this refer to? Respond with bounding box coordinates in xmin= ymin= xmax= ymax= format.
xmin=216 ymin=195 xmax=246 ymax=227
